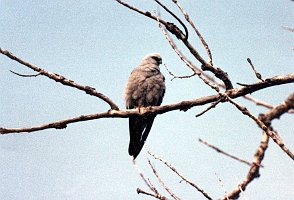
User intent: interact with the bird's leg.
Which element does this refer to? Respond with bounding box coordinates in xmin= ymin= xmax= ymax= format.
xmin=137 ymin=106 xmax=143 ymax=114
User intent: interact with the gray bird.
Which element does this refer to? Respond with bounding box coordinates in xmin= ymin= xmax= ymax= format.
xmin=125 ymin=53 xmax=165 ymax=159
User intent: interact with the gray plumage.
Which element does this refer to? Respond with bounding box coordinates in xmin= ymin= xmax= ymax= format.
xmin=125 ymin=53 xmax=165 ymax=159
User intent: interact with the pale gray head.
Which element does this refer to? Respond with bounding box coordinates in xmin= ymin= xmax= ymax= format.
xmin=140 ymin=53 xmax=162 ymax=66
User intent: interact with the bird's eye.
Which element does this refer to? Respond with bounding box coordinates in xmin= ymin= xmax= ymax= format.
xmin=151 ymin=56 xmax=162 ymax=62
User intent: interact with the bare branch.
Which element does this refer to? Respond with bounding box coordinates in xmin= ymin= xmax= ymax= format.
xmin=195 ymin=98 xmax=222 ymax=117
xmin=157 ymin=22 xmax=220 ymax=92
xmin=132 ymin=159 xmax=158 ymax=194
xmin=163 ymin=63 xmax=196 ymax=80
xmin=117 ymin=0 xmax=233 ymax=90
xmin=225 ymin=92 xmax=294 ymax=198
xmin=148 ymin=151 xmax=213 ymax=200
xmin=117 ymin=0 xmax=290 ymax=110
xmin=154 ymin=0 xmax=188 ymax=41
xmin=172 ymin=0 xmax=213 ymax=66
xmin=198 ymin=138 xmax=261 ymax=167
xmin=243 ymin=95 xmax=274 ymax=109
xmin=9 ymin=70 xmax=41 ymax=77
xmin=260 ymin=92 xmax=294 ymax=124
xmin=223 ymin=132 xmax=269 ymax=200
xmin=247 ymin=58 xmax=264 ymax=82
xmin=229 ymin=73 xmax=294 ymax=98
xmin=148 ymin=159 xmax=181 ymax=200
xmin=0 ymin=48 xmax=119 ymax=110
xmin=227 ymin=97 xmax=294 ymax=160
xmin=116 ymin=0 xmax=167 ymax=26
xmin=136 ymin=188 xmax=169 ymax=200
xmin=244 ymin=95 xmax=294 ymax=113
xmin=1 ymin=75 xmax=293 ymax=134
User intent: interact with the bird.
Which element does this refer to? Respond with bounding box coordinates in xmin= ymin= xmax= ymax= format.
xmin=125 ymin=53 xmax=166 ymax=159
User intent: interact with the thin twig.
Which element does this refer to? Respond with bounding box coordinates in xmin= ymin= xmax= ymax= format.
xmin=157 ymin=20 xmax=220 ymax=92
xmin=148 ymin=151 xmax=213 ymax=200
xmin=198 ymin=138 xmax=262 ymax=167
xmin=172 ymin=0 xmax=213 ymax=66
xmin=163 ymin=63 xmax=196 ymax=80
xmin=154 ymin=0 xmax=188 ymax=41
xmin=9 ymin=70 xmax=41 ymax=77
xmin=0 ymin=48 xmax=119 ymax=110
xmin=132 ymin=159 xmax=157 ymax=193
xmin=243 ymin=95 xmax=274 ymax=109
xmin=195 ymin=98 xmax=222 ymax=117
xmin=247 ymin=58 xmax=264 ymax=82
xmin=148 ymin=159 xmax=181 ymax=200
xmin=148 ymin=178 xmax=160 ymax=195
xmin=136 ymin=188 xmax=169 ymax=200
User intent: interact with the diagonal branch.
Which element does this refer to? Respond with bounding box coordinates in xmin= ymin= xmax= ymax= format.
xmin=227 ymin=96 xmax=294 ymax=160
xmin=148 ymin=159 xmax=181 ymax=200
xmin=198 ymin=138 xmax=259 ymax=167
xmin=224 ymin=93 xmax=294 ymax=199
xmin=154 ymin=0 xmax=188 ymax=41
xmin=0 ymin=48 xmax=119 ymax=110
xmin=148 ymin=151 xmax=213 ymax=200
xmin=116 ymin=0 xmax=233 ymax=90
xmin=157 ymin=21 xmax=220 ymax=92
xmin=172 ymin=0 xmax=213 ymax=66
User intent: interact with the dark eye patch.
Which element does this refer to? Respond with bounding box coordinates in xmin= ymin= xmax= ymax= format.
xmin=151 ymin=56 xmax=162 ymax=62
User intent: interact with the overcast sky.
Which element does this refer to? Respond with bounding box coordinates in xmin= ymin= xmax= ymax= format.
xmin=1 ymin=0 xmax=293 ymax=199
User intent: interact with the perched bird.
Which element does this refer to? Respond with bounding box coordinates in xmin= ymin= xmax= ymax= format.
xmin=125 ymin=53 xmax=166 ymax=159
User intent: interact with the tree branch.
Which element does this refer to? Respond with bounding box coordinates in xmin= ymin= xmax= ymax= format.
xmin=148 ymin=159 xmax=181 ymax=200
xmin=246 ymin=58 xmax=264 ymax=82
xmin=116 ymin=0 xmax=233 ymax=90
xmin=198 ymin=138 xmax=259 ymax=167
xmin=0 ymin=48 xmax=119 ymax=110
xmin=172 ymin=0 xmax=213 ymax=66
xmin=1 ymin=74 xmax=293 ymax=135
xmin=137 ymin=188 xmax=169 ymax=200
xmin=224 ymin=92 xmax=294 ymax=199
xmin=228 ymin=96 xmax=294 ymax=160
xmin=148 ymin=151 xmax=213 ymax=200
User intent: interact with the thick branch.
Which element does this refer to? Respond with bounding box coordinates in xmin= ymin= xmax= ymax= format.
xmin=0 ymin=48 xmax=119 ymax=110
xmin=1 ymin=74 xmax=293 ymax=134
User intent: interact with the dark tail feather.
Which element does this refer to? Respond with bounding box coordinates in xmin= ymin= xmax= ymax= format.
xmin=128 ymin=116 xmax=155 ymax=159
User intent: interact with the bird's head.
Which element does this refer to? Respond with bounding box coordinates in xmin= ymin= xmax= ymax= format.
xmin=141 ymin=53 xmax=162 ymax=66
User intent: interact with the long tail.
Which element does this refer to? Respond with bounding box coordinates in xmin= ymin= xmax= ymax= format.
xmin=128 ymin=116 xmax=155 ymax=159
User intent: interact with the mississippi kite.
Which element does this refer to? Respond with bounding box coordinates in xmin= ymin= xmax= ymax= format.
xmin=125 ymin=53 xmax=166 ymax=159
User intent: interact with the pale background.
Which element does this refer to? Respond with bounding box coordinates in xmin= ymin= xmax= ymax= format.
xmin=1 ymin=0 xmax=293 ymax=199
